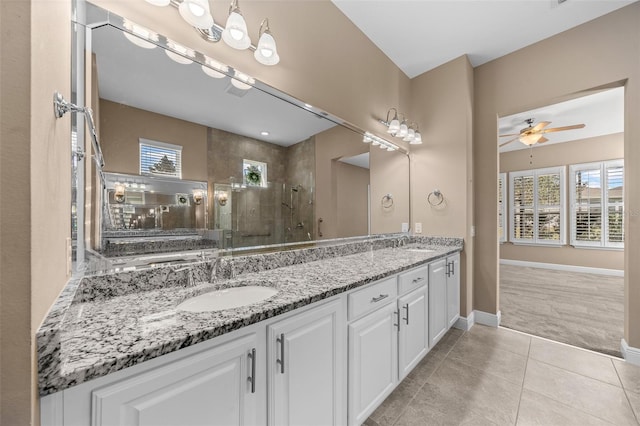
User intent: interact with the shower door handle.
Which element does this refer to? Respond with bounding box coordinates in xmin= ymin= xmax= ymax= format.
xmin=318 ymin=217 xmax=323 ymax=237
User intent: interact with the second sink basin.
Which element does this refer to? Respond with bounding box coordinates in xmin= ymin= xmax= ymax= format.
xmin=177 ymin=286 xmax=278 ymax=313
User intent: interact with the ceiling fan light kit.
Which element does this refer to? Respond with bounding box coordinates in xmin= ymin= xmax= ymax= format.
xmin=499 ymin=117 xmax=585 ymax=148
xmin=144 ymin=0 xmax=280 ymax=66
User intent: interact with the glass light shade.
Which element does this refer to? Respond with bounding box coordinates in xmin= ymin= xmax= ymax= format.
xmin=230 ymin=71 xmax=255 ymax=90
xmin=398 ymin=122 xmax=408 ymax=138
xmin=202 ymin=57 xmax=229 ymax=79
xmin=222 ymin=10 xmax=251 ymax=50
xmin=179 ymin=0 xmax=214 ymax=29
xmin=403 ymin=128 xmax=415 ymax=142
xmin=379 ymin=144 xmax=387 ymax=149
xmin=254 ymin=31 xmax=280 ymax=65
xmin=387 ymin=118 xmax=400 ymax=135
xmin=387 ymin=147 xmax=395 ymax=152
xmin=165 ymin=40 xmax=194 ymax=64
xmin=410 ymin=131 xmax=423 ymax=145
xmin=123 ymin=20 xmax=159 ymax=49
xmin=145 ymin=0 xmax=170 ymax=6
xmin=371 ymin=140 xmax=380 ymax=146
xmin=519 ymin=133 xmax=543 ymax=145
xmin=363 ymin=135 xmax=372 ymax=143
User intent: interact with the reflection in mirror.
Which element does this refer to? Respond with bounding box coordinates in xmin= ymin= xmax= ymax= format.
xmin=82 ymin=6 xmax=409 ymax=262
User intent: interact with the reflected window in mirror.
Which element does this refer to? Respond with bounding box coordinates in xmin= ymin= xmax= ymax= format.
xmin=243 ymin=159 xmax=267 ymax=188
xmin=140 ymin=138 xmax=183 ymax=178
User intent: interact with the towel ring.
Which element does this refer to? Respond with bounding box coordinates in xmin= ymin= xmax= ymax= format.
xmin=427 ymin=189 xmax=444 ymax=206
xmin=382 ymin=193 xmax=394 ymax=208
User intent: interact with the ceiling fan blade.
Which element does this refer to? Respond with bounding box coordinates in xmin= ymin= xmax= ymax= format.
xmin=537 ymin=136 xmax=549 ymax=143
xmin=498 ymin=133 xmax=520 ymax=137
xmin=532 ymin=121 xmax=551 ymax=132
xmin=541 ymin=124 xmax=586 ymax=133
xmin=499 ymin=136 xmax=519 ymax=147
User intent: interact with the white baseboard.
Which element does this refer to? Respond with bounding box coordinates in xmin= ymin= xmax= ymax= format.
xmin=474 ymin=310 xmax=501 ymax=327
xmin=500 ymin=259 xmax=623 ymax=277
xmin=621 ymin=339 xmax=640 ymax=366
xmin=454 ymin=311 xmax=475 ymax=331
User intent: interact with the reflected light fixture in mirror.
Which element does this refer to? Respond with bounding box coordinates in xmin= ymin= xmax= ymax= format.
xmin=202 ymin=56 xmax=229 ymax=78
xmin=123 ymin=19 xmax=159 ymax=49
xmin=380 ymin=108 xmax=422 ymax=144
xmin=144 ymin=0 xmax=280 ymax=66
xmin=114 ymin=183 xmax=126 ymax=203
xmin=165 ymin=39 xmax=195 ymax=64
xmin=231 ymin=70 xmax=255 ymax=90
xmin=362 ymin=132 xmax=399 ymax=152
xmin=193 ymin=189 xmax=204 ymax=205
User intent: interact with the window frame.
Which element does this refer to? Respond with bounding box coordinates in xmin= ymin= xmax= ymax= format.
xmin=569 ymin=159 xmax=624 ymax=249
xmin=498 ymin=172 xmax=507 ymax=243
xmin=139 ymin=138 xmax=183 ymax=179
xmin=509 ymin=166 xmax=566 ymax=246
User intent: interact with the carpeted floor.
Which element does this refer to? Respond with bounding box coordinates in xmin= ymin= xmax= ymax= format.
xmin=500 ymin=264 xmax=624 ymax=358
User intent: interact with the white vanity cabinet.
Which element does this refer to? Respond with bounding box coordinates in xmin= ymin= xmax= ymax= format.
xmin=57 ymin=333 xmax=261 ymax=426
xmin=267 ymin=299 xmax=345 ymax=426
xmin=397 ymin=285 xmax=429 ymax=380
xmin=428 ymin=259 xmax=448 ymax=347
xmin=446 ymin=253 xmax=461 ymax=329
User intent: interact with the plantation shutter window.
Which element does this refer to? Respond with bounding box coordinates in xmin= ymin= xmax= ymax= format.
xmin=570 ymin=160 xmax=623 ymax=249
xmin=509 ymin=166 xmax=565 ymax=245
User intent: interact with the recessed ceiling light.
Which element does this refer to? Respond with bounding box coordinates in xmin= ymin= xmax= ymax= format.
xmin=261 ymin=131 xmax=270 ymax=136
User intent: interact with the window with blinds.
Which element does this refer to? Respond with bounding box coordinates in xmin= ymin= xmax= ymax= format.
xmin=139 ymin=139 xmax=182 ymax=178
xmin=509 ymin=166 xmax=565 ymax=245
xmin=569 ymin=160 xmax=623 ymax=248
xmin=498 ymin=173 xmax=507 ymax=243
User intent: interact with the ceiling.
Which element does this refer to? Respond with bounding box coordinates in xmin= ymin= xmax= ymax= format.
xmin=498 ymin=87 xmax=624 ymax=152
xmin=332 ymin=0 xmax=637 ymax=79
xmin=91 ymin=25 xmax=336 ymax=147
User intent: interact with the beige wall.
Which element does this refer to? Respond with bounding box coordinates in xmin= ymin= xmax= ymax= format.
xmin=474 ymin=4 xmax=640 ymax=347
xmin=500 ymin=133 xmax=624 ymax=270
xmin=100 ymin=99 xmax=208 ymax=181
xmin=409 ymin=55 xmax=474 ymax=316
xmin=369 ymin=145 xmax=410 ymax=234
xmin=336 ymin=162 xmax=369 ymax=238
xmin=1 ymin=0 xmax=71 ymax=424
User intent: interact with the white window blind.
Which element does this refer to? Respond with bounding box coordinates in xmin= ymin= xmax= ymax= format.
xmin=498 ymin=173 xmax=507 ymax=243
xmin=139 ymin=139 xmax=182 ymax=178
xmin=509 ymin=166 xmax=565 ymax=245
xmin=570 ymin=160 xmax=623 ymax=248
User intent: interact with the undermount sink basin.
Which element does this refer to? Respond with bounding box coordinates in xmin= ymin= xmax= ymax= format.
xmin=177 ymin=286 xmax=278 ymax=313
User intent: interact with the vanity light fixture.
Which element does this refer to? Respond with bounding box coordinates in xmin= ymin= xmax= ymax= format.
xmin=362 ymin=132 xmax=399 ymax=152
xmin=114 ymin=183 xmax=126 ymax=203
xmin=254 ymin=19 xmax=280 ymax=65
xmin=165 ymin=39 xmax=195 ymax=64
xmin=193 ymin=189 xmax=204 ymax=205
xmin=230 ymin=70 xmax=255 ymax=90
xmin=123 ymin=19 xmax=159 ymax=49
xmin=143 ymin=0 xmax=281 ymax=66
xmin=380 ymin=108 xmax=422 ymax=145
xmin=201 ymin=56 xmax=229 ymax=78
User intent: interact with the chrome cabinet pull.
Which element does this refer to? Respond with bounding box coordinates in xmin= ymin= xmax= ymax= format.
xmin=248 ymin=348 xmax=256 ymax=393
xmin=403 ymin=303 xmax=409 ymax=325
xmin=318 ymin=218 xmax=323 ymax=237
xmin=276 ymin=333 xmax=285 ymax=374
xmin=394 ymin=310 xmax=400 ymax=331
xmin=371 ymin=294 xmax=389 ymax=303
xmin=412 ymin=277 xmax=425 ymax=284
xmin=446 ymin=262 xmax=452 ymax=277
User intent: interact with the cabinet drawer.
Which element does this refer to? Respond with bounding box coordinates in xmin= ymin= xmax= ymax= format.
xmin=348 ymin=277 xmax=397 ymax=320
xmin=398 ymin=266 xmax=428 ymax=295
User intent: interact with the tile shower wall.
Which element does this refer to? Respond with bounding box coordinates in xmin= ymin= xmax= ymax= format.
xmin=207 ymin=128 xmax=316 ymax=248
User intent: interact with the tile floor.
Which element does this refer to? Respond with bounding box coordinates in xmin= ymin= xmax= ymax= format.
xmin=364 ymin=325 xmax=640 ymax=425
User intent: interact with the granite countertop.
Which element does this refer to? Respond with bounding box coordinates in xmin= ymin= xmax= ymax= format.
xmin=38 ymin=237 xmax=462 ymax=396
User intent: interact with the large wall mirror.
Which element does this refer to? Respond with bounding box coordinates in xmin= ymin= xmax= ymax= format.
xmin=73 ymin=1 xmax=409 ymax=268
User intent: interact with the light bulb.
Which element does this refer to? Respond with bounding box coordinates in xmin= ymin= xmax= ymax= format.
xmin=410 ymin=131 xmax=423 ymax=145
xmin=254 ymin=29 xmax=280 ymax=65
xmin=387 ymin=118 xmax=400 ymax=135
xmin=178 ymin=0 xmax=214 ymax=29
xmin=403 ymin=128 xmax=415 ymax=142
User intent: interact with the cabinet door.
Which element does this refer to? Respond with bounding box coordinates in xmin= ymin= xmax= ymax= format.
xmin=429 ymin=259 xmax=448 ymax=347
xmin=348 ymin=302 xmax=398 ymax=426
xmin=268 ymin=299 xmax=344 ymax=426
xmin=91 ymin=334 xmax=258 ymax=426
xmin=398 ymin=285 xmax=429 ymax=380
xmin=447 ymin=254 xmax=461 ymax=329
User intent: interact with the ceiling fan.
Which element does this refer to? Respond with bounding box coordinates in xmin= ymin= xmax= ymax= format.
xmin=499 ymin=118 xmax=585 ymax=148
